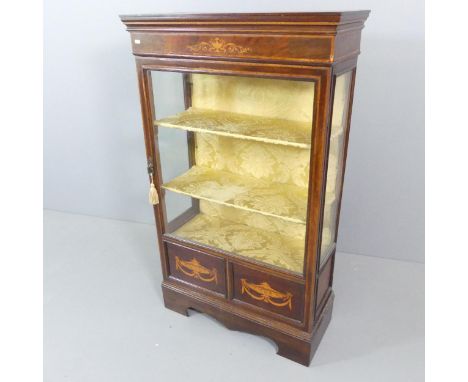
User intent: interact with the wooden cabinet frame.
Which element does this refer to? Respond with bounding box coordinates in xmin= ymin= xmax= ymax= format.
xmin=121 ymin=12 xmax=369 ymax=366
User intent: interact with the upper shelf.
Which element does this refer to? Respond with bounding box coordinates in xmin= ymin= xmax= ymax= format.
xmin=155 ymin=108 xmax=312 ymax=149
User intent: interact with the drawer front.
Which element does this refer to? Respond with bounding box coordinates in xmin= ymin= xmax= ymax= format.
xmin=130 ymin=32 xmax=333 ymax=64
xmin=232 ymin=265 xmax=304 ymax=321
xmin=166 ymin=242 xmax=226 ymax=295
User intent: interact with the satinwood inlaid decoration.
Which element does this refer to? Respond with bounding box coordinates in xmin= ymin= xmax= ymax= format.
xmin=187 ymin=38 xmax=251 ymax=54
xmin=175 ymin=256 xmax=218 ymax=284
xmin=241 ymin=278 xmax=293 ymax=310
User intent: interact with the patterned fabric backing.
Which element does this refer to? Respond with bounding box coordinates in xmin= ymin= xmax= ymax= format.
xmin=169 ymin=74 xmax=320 ymax=272
xmin=191 ymin=74 xmax=315 ymax=122
xmin=195 ymin=133 xmax=310 ymax=188
xmin=173 ymin=201 xmax=332 ymax=273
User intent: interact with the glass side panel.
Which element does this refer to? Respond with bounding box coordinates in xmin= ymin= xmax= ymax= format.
xmin=320 ymin=71 xmax=353 ymax=267
xmin=152 ymin=71 xmax=193 ymax=222
xmin=152 ymin=71 xmax=316 ymax=274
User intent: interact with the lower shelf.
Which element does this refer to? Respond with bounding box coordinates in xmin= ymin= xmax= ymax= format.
xmin=172 ymin=213 xmax=305 ymax=273
xmin=162 ymin=165 xmax=308 ymax=224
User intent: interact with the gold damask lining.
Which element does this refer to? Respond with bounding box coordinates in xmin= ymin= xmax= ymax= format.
xmin=173 ymin=213 xmax=305 ymax=273
xmin=190 ymin=74 xmax=315 ymax=122
xmin=157 ymin=73 xmax=322 ymax=273
xmin=195 ymin=134 xmax=311 ymax=188
xmin=199 ymin=201 xmax=306 ymax=240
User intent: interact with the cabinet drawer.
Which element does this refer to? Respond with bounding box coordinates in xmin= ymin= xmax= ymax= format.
xmin=232 ymin=265 xmax=304 ymax=321
xmin=166 ymin=242 xmax=226 ymax=295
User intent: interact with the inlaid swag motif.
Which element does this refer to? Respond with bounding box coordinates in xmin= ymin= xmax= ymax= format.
xmin=187 ymin=38 xmax=251 ymax=54
xmin=241 ymin=279 xmax=293 ymax=310
xmin=175 ymin=256 xmax=218 ymax=284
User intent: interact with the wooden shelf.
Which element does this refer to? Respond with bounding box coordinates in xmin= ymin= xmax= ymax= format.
xmin=162 ymin=166 xmax=309 ymax=224
xmin=155 ymin=108 xmax=312 ymax=149
xmin=173 ymin=213 xmax=305 ymax=273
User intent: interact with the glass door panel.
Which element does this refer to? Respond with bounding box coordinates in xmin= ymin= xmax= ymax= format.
xmin=152 ymin=71 xmax=316 ymax=274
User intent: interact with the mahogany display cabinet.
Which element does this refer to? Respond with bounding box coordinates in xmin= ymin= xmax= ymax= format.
xmin=120 ymin=11 xmax=369 ymax=366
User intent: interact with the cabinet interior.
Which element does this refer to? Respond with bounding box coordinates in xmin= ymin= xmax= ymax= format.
xmin=154 ymin=73 xmax=340 ymax=274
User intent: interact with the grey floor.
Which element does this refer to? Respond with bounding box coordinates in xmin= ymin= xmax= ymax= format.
xmin=44 ymin=210 xmax=424 ymax=382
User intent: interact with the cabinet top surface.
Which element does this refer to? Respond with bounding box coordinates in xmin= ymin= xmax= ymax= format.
xmin=120 ymin=11 xmax=370 ymax=25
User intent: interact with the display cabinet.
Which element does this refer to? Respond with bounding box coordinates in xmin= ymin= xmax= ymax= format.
xmin=121 ymin=11 xmax=369 ymax=366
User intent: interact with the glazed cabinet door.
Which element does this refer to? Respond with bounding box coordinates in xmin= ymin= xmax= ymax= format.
xmin=146 ymin=68 xmax=323 ymax=278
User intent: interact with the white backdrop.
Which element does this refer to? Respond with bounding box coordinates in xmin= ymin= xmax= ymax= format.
xmin=44 ymin=0 xmax=424 ymax=263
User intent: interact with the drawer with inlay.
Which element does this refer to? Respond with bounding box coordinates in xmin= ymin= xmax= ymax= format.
xmin=232 ymin=264 xmax=304 ymax=321
xmin=166 ymin=242 xmax=226 ymax=295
